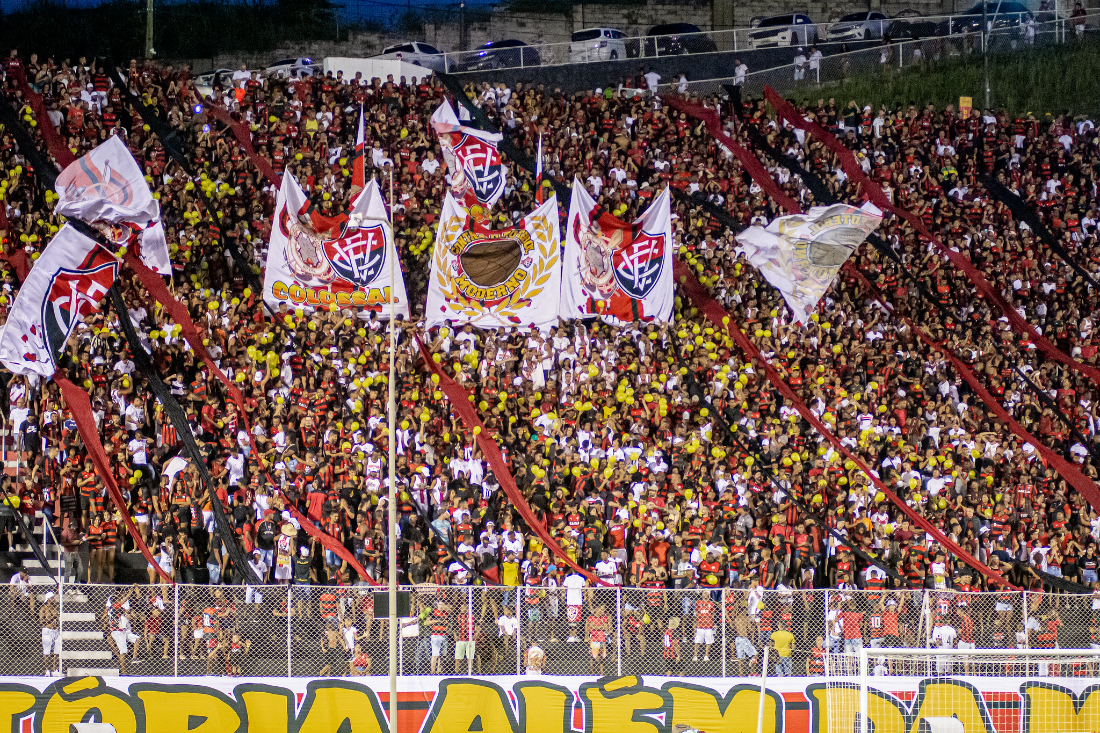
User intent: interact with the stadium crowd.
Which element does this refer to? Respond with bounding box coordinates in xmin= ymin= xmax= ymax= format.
xmin=2 ymin=47 xmax=1100 ymax=675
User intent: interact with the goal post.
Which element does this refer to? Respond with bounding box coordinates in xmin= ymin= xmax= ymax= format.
xmin=823 ymin=648 xmax=1100 ymax=733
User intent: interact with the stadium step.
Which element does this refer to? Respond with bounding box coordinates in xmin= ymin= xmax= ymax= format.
xmin=62 ymin=630 xmax=104 ymax=641
xmin=61 ymin=612 xmax=96 ymax=623
xmin=67 ymin=668 xmax=119 ymax=677
xmin=60 ymin=650 xmax=113 ymax=661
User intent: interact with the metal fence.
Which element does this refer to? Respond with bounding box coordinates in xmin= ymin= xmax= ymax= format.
xmin=429 ymin=9 xmax=1099 ymax=76
xmin=6 ymin=583 xmax=1100 ymax=677
xmin=659 ymin=11 xmax=1100 ymax=99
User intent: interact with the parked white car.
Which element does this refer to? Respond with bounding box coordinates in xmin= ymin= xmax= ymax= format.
xmin=373 ymin=42 xmax=451 ymax=72
xmin=193 ymin=69 xmax=235 ymax=98
xmin=265 ymin=57 xmax=317 ymax=79
xmin=749 ymin=14 xmax=818 ymax=48
xmin=569 ymin=28 xmax=628 ymax=62
xmin=825 ymin=11 xmax=890 ymax=41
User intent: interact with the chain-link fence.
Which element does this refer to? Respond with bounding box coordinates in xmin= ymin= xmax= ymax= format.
xmin=2 ymin=583 xmax=1099 ymax=677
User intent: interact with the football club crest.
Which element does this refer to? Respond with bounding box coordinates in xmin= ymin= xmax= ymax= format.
xmin=323 ymin=224 xmax=388 ymax=288
xmin=41 ymin=262 xmax=118 ymax=361
xmin=613 ymin=229 xmax=666 ymax=299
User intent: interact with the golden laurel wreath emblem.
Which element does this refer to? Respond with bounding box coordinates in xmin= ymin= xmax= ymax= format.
xmin=434 ymin=212 xmax=558 ymax=322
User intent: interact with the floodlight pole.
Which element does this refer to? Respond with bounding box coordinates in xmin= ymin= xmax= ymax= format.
xmin=387 ymin=168 xmax=398 ymax=733
xmin=145 ymin=0 xmax=155 ymax=58
xmin=982 ymin=1 xmax=990 ymax=109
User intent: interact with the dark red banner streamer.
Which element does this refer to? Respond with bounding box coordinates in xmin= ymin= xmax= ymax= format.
xmin=673 ymin=259 xmax=1018 ymax=588
xmin=123 ymin=254 xmax=379 ymax=585
xmin=203 ymin=104 xmax=281 ymax=188
xmin=416 ymin=337 xmax=610 ymax=587
xmin=763 ymin=87 xmax=1100 ymax=386
xmin=55 ymin=375 xmax=174 ymax=584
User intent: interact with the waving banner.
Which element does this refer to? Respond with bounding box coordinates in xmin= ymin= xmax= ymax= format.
xmin=560 ymin=179 xmax=674 ymax=324
xmin=426 ymin=193 xmax=560 ymax=329
xmin=430 ymin=100 xmax=507 ymax=210
xmin=0 ymin=225 xmax=119 ymax=377
xmin=736 ymin=203 xmax=882 ymax=324
xmin=263 ymin=173 xmax=409 ymax=317
xmin=54 ymin=135 xmax=171 ymax=275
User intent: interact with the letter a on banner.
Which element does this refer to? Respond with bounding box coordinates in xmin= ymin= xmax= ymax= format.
xmin=560 ymin=179 xmax=674 ymax=324
xmin=263 ymin=172 xmax=409 ymax=318
xmin=426 ymin=193 xmax=560 ymax=330
xmin=0 ymin=225 xmax=119 ymax=377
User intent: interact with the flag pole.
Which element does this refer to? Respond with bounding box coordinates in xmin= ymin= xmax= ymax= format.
xmin=387 ymin=165 xmax=398 ymax=733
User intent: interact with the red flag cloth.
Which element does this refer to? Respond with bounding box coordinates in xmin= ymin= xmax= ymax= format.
xmin=353 ymin=106 xmax=365 ymax=190
xmin=764 ymin=86 xmax=1100 ymax=386
xmin=661 ymin=95 xmax=802 ymax=215
xmin=11 ymin=68 xmax=76 ymax=169
xmin=122 ymin=254 xmax=379 ymax=585
xmin=204 ymin=104 xmax=281 ymax=188
xmin=55 ymin=375 xmax=173 ymax=584
xmin=416 ymin=337 xmax=610 ymax=587
xmin=846 ymin=263 xmax=1100 ymax=513
xmin=0 ymin=249 xmax=30 ymax=282
xmin=673 ymin=258 xmax=1019 ymax=589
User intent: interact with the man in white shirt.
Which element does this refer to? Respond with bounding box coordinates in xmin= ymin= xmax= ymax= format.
xmin=793 ymin=49 xmax=807 ymax=81
xmin=644 ymin=68 xmax=661 ymax=92
xmin=562 ymin=571 xmax=586 ymax=641
xmin=808 ymin=46 xmax=823 ymax=80
xmin=226 ymin=452 xmax=245 ymax=488
xmin=421 ymin=151 xmax=441 ymax=176
xmin=124 ymin=398 xmax=145 ymax=433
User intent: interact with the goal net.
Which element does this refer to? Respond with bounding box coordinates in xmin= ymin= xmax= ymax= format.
xmin=823 ymin=648 xmax=1100 ymax=733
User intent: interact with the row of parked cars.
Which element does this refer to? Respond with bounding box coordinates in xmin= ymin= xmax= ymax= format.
xmin=193 ymin=0 xmax=1039 ymax=90
xmin=747 ymin=2 xmax=1034 ymax=48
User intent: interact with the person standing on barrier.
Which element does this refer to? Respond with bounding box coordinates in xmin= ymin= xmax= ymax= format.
xmin=587 ymin=603 xmax=610 ymax=676
xmin=692 ymin=590 xmax=716 ymax=662
xmin=771 ymin=620 xmax=795 ymax=676
xmin=40 ymin=592 xmax=60 ymax=677
xmin=731 ymin=602 xmax=758 ymax=676
xmin=730 ymin=59 xmax=747 ymax=122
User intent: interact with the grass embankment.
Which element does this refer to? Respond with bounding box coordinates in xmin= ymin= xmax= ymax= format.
xmin=821 ymin=40 xmax=1100 ymax=116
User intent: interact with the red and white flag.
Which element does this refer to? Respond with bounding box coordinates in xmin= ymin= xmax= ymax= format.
xmin=560 ymin=178 xmax=674 ymax=324
xmin=352 ymin=105 xmax=365 ymax=190
xmin=0 ymin=225 xmax=119 ymax=377
xmin=54 ymin=135 xmax=171 ymax=275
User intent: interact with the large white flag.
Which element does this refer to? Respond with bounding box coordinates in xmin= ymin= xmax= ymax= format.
xmin=263 ymin=173 xmax=409 ymax=318
xmin=54 ymin=135 xmax=171 ymax=275
xmin=55 ymin=135 xmax=160 ymax=225
xmin=559 ymin=179 xmax=674 ymax=324
xmin=0 ymin=225 xmax=119 ymax=378
xmin=736 ymin=203 xmax=882 ymax=324
xmin=430 ymin=100 xmax=507 ymax=210
xmin=426 ymin=193 xmax=561 ymax=330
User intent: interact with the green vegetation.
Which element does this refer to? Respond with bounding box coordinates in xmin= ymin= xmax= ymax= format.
xmin=821 ymin=40 xmax=1100 ymax=116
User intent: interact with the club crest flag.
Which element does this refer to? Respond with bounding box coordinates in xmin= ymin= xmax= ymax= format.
xmin=54 ymin=135 xmax=160 ymax=226
xmin=426 ymin=193 xmax=560 ymax=329
xmin=430 ymin=100 xmax=506 ymax=209
xmin=736 ymin=202 xmax=882 ymax=324
xmin=560 ymin=179 xmax=674 ymax=324
xmin=0 ymin=225 xmax=119 ymax=377
xmin=263 ymin=173 xmax=409 ymax=317
xmin=54 ymin=135 xmax=171 ymax=275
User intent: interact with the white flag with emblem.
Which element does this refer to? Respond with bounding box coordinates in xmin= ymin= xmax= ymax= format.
xmin=426 ymin=193 xmax=560 ymax=330
xmin=0 ymin=225 xmax=120 ymax=377
xmin=736 ymin=202 xmax=882 ymax=324
xmin=559 ymin=179 xmax=674 ymax=324
xmin=263 ymin=173 xmax=409 ymax=318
